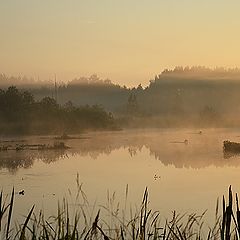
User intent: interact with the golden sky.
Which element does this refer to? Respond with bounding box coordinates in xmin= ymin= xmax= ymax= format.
xmin=1 ymin=0 xmax=240 ymax=86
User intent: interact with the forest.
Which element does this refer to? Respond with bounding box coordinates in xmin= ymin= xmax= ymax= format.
xmin=2 ymin=66 xmax=240 ymax=128
xmin=0 ymin=86 xmax=116 ymax=135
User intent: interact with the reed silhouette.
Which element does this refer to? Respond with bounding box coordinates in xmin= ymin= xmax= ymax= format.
xmin=1 ymin=184 xmax=240 ymax=239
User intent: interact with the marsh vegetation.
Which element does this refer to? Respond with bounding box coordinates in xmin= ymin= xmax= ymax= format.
xmin=0 ymin=183 xmax=240 ymax=240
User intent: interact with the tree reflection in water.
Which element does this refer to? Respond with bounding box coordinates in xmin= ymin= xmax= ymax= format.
xmin=1 ymin=129 xmax=240 ymax=172
xmin=0 ymin=150 xmax=68 ymax=173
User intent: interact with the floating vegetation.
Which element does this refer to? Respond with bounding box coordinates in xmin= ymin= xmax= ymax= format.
xmin=223 ymin=141 xmax=240 ymax=158
xmin=224 ymin=141 xmax=240 ymax=152
xmin=0 ymin=139 xmax=26 ymax=143
xmin=0 ymin=141 xmax=70 ymax=152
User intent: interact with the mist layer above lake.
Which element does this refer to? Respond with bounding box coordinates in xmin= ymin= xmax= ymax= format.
xmin=0 ymin=128 xmax=240 ymax=223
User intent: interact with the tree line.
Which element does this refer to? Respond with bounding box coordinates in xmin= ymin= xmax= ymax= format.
xmin=0 ymin=86 xmax=117 ymax=135
xmin=2 ymin=67 xmax=240 ymax=128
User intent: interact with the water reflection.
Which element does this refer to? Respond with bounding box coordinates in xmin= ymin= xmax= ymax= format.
xmin=1 ymin=129 xmax=240 ymax=172
xmin=0 ymin=150 xmax=68 ymax=173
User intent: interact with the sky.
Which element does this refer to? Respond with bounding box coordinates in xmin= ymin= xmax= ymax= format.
xmin=1 ymin=0 xmax=240 ymax=87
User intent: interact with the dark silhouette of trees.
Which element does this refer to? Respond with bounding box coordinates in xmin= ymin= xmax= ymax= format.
xmin=127 ymin=93 xmax=139 ymax=116
xmin=2 ymin=68 xmax=240 ymax=127
xmin=0 ymin=86 xmax=117 ymax=135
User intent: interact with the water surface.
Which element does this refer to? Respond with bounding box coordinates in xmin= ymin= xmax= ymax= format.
xmin=1 ymin=128 xmax=240 ymax=224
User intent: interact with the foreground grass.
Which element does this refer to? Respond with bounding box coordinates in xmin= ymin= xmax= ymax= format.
xmin=0 ymin=183 xmax=239 ymax=239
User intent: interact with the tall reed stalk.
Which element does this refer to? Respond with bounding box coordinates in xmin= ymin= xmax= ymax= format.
xmin=1 ymin=185 xmax=240 ymax=239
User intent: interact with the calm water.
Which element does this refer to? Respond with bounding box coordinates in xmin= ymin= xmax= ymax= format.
xmin=1 ymin=128 xmax=240 ymax=224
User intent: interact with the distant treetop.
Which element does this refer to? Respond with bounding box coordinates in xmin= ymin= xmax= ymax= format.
xmin=68 ymin=74 xmax=113 ymax=86
xmin=151 ymin=66 xmax=240 ymax=84
xmin=2 ymin=66 xmax=240 ymax=90
xmin=161 ymin=66 xmax=240 ymax=75
xmin=0 ymin=74 xmax=53 ymax=88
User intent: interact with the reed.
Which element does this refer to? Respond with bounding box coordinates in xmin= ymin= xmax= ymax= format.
xmin=1 ymin=186 xmax=240 ymax=239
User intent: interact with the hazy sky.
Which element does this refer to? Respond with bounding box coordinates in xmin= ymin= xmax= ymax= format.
xmin=1 ymin=0 xmax=240 ymax=86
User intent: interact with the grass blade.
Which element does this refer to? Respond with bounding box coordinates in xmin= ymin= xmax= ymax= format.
xmin=6 ymin=187 xmax=14 ymax=240
xmin=20 ymin=205 xmax=35 ymax=240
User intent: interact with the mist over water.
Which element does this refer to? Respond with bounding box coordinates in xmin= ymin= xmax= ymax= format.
xmin=1 ymin=128 xmax=240 ymax=224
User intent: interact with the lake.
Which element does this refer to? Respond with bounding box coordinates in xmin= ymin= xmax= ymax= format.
xmin=1 ymin=128 xmax=240 ymax=226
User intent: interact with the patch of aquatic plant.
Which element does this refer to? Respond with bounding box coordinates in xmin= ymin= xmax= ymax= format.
xmin=0 ymin=141 xmax=70 ymax=152
xmin=0 ymin=180 xmax=240 ymax=239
